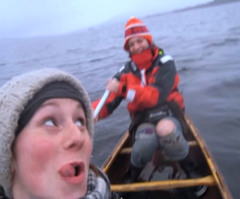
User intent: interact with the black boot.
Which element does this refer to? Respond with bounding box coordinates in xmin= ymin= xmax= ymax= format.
xmin=179 ymin=155 xmax=207 ymax=197
xmin=179 ymin=155 xmax=197 ymax=178
xmin=122 ymin=164 xmax=142 ymax=184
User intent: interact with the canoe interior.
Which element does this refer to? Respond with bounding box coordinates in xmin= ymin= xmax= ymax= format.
xmin=102 ymin=115 xmax=232 ymax=199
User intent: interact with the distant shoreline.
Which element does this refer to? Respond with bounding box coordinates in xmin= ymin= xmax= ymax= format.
xmin=147 ymin=0 xmax=240 ymax=18
xmin=172 ymin=0 xmax=240 ymax=13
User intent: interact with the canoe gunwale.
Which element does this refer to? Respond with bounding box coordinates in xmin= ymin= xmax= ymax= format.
xmin=184 ymin=115 xmax=232 ymax=199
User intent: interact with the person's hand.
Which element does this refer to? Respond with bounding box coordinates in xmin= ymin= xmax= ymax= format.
xmin=106 ymin=78 xmax=119 ymax=93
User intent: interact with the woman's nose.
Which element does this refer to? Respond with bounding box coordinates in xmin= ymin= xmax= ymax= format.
xmin=133 ymin=43 xmax=142 ymax=54
xmin=63 ymin=121 xmax=85 ymax=150
xmin=133 ymin=43 xmax=139 ymax=51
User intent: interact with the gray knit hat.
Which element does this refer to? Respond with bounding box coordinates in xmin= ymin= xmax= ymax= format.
xmin=0 ymin=68 xmax=94 ymax=197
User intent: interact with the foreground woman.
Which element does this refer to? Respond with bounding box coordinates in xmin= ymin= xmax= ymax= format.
xmin=0 ymin=68 xmax=115 ymax=199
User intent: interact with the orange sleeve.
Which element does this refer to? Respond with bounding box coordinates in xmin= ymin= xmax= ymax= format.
xmin=91 ymin=92 xmax=119 ymax=119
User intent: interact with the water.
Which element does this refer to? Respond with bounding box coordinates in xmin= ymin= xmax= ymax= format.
xmin=1 ymin=2 xmax=240 ymax=198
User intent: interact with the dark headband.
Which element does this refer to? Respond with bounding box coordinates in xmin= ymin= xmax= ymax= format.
xmin=15 ymin=81 xmax=86 ymax=136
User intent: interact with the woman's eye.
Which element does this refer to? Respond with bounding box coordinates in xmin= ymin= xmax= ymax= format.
xmin=75 ymin=119 xmax=85 ymax=127
xmin=128 ymin=43 xmax=134 ymax=47
xmin=44 ymin=119 xmax=56 ymax=126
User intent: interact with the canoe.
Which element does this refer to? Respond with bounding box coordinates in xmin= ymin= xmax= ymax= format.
xmin=102 ymin=114 xmax=232 ymax=199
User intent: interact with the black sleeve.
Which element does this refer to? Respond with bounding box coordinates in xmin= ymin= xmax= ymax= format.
xmin=152 ymin=58 xmax=177 ymax=104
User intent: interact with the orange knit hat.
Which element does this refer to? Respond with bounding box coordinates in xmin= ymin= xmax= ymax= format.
xmin=123 ymin=17 xmax=153 ymax=51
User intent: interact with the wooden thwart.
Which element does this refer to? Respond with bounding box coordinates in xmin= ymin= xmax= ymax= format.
xmin=111 ymin=175 xmax=215 ymax=192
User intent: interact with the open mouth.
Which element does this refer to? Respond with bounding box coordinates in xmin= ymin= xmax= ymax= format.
xmin=73 ymin=165 xmax=80 ymax=176
xmin=59 ymin=162 xmax=84 ymax=183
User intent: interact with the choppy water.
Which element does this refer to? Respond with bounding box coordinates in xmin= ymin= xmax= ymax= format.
xmin=0 ymin=2 xmax=240 ymax=198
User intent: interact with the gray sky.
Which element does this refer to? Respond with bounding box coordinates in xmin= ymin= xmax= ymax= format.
xmin=0 ymin=0 xmax=212 ymax=38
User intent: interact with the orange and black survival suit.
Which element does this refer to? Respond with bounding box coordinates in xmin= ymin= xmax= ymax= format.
xmin=92 ymin=47 xmax=184 ymax=120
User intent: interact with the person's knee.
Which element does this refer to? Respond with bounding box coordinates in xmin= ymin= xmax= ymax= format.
xmin=157 ymin=118 xmax=189 ymax=160
xmin=134 ymin=123 xmax=155 ymax=140
xmin=131 ymin=123 xmax=158 ymax=167
xmin=156 ymin=119 xmax=175 ymax=137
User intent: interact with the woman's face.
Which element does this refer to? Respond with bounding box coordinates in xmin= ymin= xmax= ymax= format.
xmin=128 ymin=36 xmax=150 ymax=54
xmin=12 ymin=98 xmax=92 ymax=199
